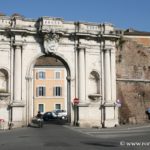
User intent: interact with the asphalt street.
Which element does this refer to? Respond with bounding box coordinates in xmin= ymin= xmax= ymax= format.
xmin=0 ymin=122 xmax=150 ymax=150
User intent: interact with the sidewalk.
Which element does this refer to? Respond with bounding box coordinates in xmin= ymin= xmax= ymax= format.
xmin=65 ymin=122 xmax=150 ymax=132
xmin=110 ymin=122 xmax=150 ymax=130
xmin=64 ymin=123 xmax=150 ymax=139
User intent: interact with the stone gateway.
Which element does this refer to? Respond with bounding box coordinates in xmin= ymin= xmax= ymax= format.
xmin=0 ymin=14 xmax=120 ymax=129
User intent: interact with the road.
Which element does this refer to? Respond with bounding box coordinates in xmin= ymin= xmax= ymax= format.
xmin=0 ymin=123 xmax=150 ymax=150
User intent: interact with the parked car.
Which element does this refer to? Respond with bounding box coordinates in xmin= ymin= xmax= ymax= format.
xmin=43 ymin=112 xmax=57 ymax=121
xmin=53 ymin=110 xmax=67 ymax=118
xmin=43 ymin=110 xmax=68 ymax=121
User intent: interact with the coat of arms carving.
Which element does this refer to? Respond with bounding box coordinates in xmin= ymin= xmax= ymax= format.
xmin=44 ymin=32 xmax=59 ymax=54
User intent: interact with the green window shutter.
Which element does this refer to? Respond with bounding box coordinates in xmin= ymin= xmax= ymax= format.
xmin=36 ymin=72 xmax=39 ymax=79
xmin=36 ymin=87 xmax=39 ymax=97
xmin=43 ymin=87 xmax=46 ymax=96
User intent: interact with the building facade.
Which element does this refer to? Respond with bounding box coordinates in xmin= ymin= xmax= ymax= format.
xmin=33 ymin=66 xmax=66 ymax=116
xmin=0 ymin=14 xmax=119 ymax=129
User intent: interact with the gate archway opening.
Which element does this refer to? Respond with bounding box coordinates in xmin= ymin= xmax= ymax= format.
xmin=32 ymin=54 xmax=71 ymax=123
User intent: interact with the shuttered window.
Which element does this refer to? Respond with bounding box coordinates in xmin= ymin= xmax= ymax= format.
xmin=53 ymin=86 xmax=62 ymax=96
xmin=36 ymin=86 xmax=46 ymax=96
xmin=55 ymin=71 xmax=61 ymax=79
xmin=38 ymin=104 xmax=44 ymax=113
xmin=55 ymin=104 xmax=61 ymax=110
xmin=36 ymin=71 xmax=45 ymax=79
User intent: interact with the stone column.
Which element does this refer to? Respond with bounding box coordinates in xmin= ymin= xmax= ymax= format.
xmin=75 ymin=47 xmax=78 ymax=98
xmin=25 ymin=76 xmax=33 ymax=126
xmin=78 ymin=47 xmax=86 ymax=103
xmin=103 ymin=47 xmax=118 ymax=127
xmin=111 ymin=47 xmax=118 ymax=124
xmin=104 ymin=49 xmax=111 ymax=102
xmin=111 ymin=47 xmax=116 ymax=102
xmin=78 ymin=46 xmax=88 ymax=127
xmin=11 ymin=44 xmax=24 ymax=127
xmin=10 ymin=38 xmax=14 ymax=102
xmin=14 ymin=44 xmax=22 ymax=102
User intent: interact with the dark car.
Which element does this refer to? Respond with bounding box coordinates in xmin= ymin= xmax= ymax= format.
xmin=43 ymin=112 xmax=57 ymax=121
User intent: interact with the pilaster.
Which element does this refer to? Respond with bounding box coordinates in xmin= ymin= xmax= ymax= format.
xmin=103 ymin=46 xmax=118 ymax=127
xmin=104 ymin=48 xmax=111 ymax=102
xmin=11 ymin=43 xmax=24 ymax=127
xmin=78 ymin=46 xmax=86 ymax=104
xmin=111 ymin=47 xmax=116 ymax=102
xmin=14 ymin=44 xmax=22 ymax=102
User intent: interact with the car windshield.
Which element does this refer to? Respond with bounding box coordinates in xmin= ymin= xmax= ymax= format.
xmin=44 ymin=112 xmax=51 ymax=115
xmin=54 ymin=110 xmax=66 ymax=113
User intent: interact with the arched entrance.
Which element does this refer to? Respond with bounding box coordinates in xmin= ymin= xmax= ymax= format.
xmin=26 ymin=54 xmax=71 ymax=125
xmin=0 ymin=16 xmax=119 ymax=128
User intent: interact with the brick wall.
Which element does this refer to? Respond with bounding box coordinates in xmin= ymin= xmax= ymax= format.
xmin=116 ymin=36 xmax=150 ymax=124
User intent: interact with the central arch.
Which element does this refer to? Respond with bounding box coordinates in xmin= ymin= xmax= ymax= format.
xmin=26 ymin=53 xmax=71 ymax=125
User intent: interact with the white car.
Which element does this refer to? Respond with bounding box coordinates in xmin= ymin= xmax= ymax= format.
xmin=53 ymin=110 xmax=67 ymax=119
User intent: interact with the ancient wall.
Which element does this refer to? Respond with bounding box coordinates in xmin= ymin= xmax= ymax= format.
xmin=116 ymin=35 xmax=150 ymax=124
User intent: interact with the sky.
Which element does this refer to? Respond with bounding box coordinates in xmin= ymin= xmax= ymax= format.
xmin=0 ymin=0 xmax=150 ymax=31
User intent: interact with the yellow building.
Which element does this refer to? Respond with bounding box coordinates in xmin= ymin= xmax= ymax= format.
xmin=33 ymin=66 xmax=66 ymax=115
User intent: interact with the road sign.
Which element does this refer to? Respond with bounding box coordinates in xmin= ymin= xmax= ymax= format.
xmin=73 ymin=98 xmax=79 ymax=105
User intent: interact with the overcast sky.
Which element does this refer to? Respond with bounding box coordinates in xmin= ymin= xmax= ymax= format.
xmin=0 ymin=0 xmax=150 ymax=31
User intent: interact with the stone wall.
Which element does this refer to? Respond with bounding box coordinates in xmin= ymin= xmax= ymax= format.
xmin=116 ymin=35 xmax=150 ymax=124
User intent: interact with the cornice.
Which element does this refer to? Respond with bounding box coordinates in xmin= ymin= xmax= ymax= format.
xmin=0 ymin=15 xmax=121 ymax=42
